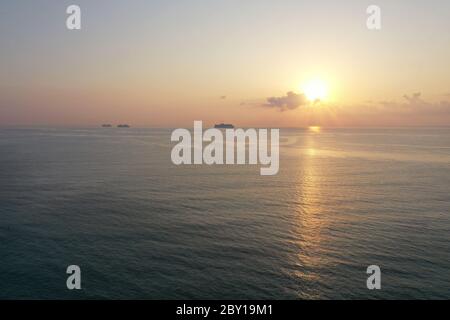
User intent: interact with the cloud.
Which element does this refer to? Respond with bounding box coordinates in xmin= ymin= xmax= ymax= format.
xmin=340 ymin=92 xmax=450 ymax=124
xmin=263 ymin=91 xmax=308 ymax=111
xmin=403 ymin=92 xmax=424 ymax=104
xmin=240 ymin=91 xmax=450 ymax=126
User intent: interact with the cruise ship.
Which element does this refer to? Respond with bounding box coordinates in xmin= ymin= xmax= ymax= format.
xmin=214 ymin=123 xmax=234 ymax=129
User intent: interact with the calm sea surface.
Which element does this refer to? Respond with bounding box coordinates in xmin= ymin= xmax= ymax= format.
xmin=0 ymin=127 xmax=449 ymax=299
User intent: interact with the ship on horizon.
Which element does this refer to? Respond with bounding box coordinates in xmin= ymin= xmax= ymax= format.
xmin=214 ymin=123 xmax=234 ymax=129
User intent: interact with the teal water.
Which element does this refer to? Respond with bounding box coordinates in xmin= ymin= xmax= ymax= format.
xmin=0 ymin=127 xmax=449 ymax=299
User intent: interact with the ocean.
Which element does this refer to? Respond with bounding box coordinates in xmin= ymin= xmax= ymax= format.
xmin=0 ymin=127 xmax=449 ymax=299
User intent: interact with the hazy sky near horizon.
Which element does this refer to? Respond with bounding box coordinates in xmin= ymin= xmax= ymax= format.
xmin=1 ymin=0 xmax=449 ymax=127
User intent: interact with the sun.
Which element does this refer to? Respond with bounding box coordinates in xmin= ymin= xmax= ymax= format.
xmin=302 ymin=79 xmax=328 ymax=102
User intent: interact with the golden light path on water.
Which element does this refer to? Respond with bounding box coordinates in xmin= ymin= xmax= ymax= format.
xmin=291 ymin=126 xmax=330 ymax=299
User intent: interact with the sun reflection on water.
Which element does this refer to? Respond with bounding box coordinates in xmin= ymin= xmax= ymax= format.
xmin=291 ymin=134 xmax=330 ymax=298
xmin=308 ymin=126 xmax=321 ymax=133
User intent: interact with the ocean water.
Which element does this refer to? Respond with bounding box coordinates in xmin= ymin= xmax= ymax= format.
xmin=0 ymin=127 xmax=449 ymax=299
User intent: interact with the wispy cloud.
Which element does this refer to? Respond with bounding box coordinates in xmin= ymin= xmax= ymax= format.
xmin=334 ymin=92 xmax=450 ymax=125
xmin=238 ymin=91 xmax=450 ymax=126
xmin=403 ymin=92 xmax=424 ymax=104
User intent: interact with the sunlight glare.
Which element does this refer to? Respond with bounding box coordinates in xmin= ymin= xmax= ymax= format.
xmin=302 ymin=79 xmax=328 ymax=102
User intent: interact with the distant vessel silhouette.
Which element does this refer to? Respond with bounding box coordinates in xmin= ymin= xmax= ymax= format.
xmin=214 ymin=123 xmax=234 ymax=129
xmin=117 ymin=124 xmax=130 ymax=128
xmin=101 ymin=124 xmax=112 ymax=128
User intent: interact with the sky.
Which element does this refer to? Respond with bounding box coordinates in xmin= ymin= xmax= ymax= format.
xmin=0 ymin=0 xmax=449 ymax=127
